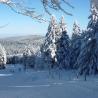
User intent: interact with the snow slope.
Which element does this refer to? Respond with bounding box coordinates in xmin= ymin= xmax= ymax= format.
xmin=0 ymin=65 xmax=98 ymax=98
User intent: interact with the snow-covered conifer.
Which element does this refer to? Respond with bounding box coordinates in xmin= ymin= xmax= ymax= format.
xmin=41 ymin=15 xmax=57 ymax=68
xmin=60 ymin=16 xmax=67 ymax=32
xmin=56 ymin=31 xmax=70 ymax=69
xmin=76 ymin=4 xmax=98 ymax=75
xmin=56 ymin=17 xmax=70 ymax=69
xmin=23 ymin=47 xmax=35 ymax=70
xmin=55 ymin=16 xmax=67 ymax=42
xmin=0 ymin=44 xmax=6 ymax=69
xmin=70 ymin=21 xmax=81 ymax=68
xmin=88 ymin=3 xmax=98 ymax=30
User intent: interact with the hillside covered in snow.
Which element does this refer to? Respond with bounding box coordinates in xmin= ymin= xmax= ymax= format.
xmin=0 ymin=64 xmax=98 ymax=98
xmin=0 ymin=35 xmax=44 ymax=55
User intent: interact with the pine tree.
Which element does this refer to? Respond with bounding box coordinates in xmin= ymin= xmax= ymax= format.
xmin=0 ymin=44 xmax=6 ymax=69
xmin=55 ymin=16 xmax=67 ymax=43
xmin=23 ymin=47 xmax=35 ymax=70
xmin=60 ymin=16 xmax=67 ymax=32
xmin=41 ymin=15 xmax=57 ymax=68
xmin=88 ymin=3 xmax=98 ymax=30
xmin=76 ymin=4 xmax=98 ymax=75
xmin=56 ymin=17 xmax=70 ymax=69
xmin=70 ymin=21 xmax=81 ymax=68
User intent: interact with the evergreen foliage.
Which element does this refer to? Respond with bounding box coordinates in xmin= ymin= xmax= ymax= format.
xmin=41 ymin=15 xmax=57 ymax=68
xmin=70 ymin=21 xmax=81 ymax=68
xmin=76 ymin=4 xmax=98 ymax=75
xmin=23 ymin=47 xmax=35 ymax=70
xmin=56 ymin=17 xmax=70 ymax=69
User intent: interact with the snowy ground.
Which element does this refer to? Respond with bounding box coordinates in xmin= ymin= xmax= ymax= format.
xmin=0 ymin=65 xmax=98 ymax=98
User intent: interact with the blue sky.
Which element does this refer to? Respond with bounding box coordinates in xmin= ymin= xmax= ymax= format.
xmin=0 ymin=0 xmax=90 ymax=38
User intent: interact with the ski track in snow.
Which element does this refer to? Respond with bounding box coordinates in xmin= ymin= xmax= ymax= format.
xmin=0 ymin=74 xmax=13 ymax=77
xmin=9 ymin=82 xmax=64 ymax=88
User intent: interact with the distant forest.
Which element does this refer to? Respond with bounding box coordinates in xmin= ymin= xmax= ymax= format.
xmin=0 ymin=35 xmax=44 ymax=55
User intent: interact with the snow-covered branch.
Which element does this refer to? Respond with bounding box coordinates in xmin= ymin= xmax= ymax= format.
xmin=0 ymin=0 xmax=74 ymax=22
xmin=41 ymin=0 xmax=74 ymax=16
xmin=0 ymin=23 xmax=9 ymax=28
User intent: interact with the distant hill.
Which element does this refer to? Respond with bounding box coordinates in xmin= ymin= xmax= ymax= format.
xmin=0 ymin=35 xmax=44 ymax=55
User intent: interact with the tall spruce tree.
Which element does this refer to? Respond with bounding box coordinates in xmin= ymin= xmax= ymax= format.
xmin=41 ymin=15 xmax=57 ymax=68
xmin=70 ymin=21 xmax=81 ymax=68
xmin=56 ymin=17 xmax=70 ymax=69
xmin=60 ymin=16 xmax=67 ymax=32
xmin=76 ymin=4 xmax=98 ymax=75
xmin=55 ymin=16 xmax=67 ymax=50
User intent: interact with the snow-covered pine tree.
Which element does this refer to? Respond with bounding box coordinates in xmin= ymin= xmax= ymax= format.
xmin=23 ymin=47 xmax=35 ymax=70
xmin=41 ymin=15 xmax=57 ymax=69
xmin=76 ymin=4 xmax=98 ymax=75
xmin=70 ymin=21 xmax=81 ymax=68
xmin=0 ymin=44 xmax=6 ymax=69
xmin=56 ymin=17 xmax=70 ymax=69
xmin=60 ymin=16 xmax=67 ymax=32
xmin=55 ymin=16 xmax=66 ymax=43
